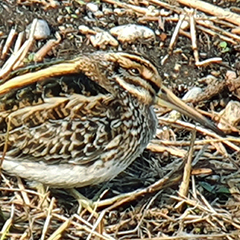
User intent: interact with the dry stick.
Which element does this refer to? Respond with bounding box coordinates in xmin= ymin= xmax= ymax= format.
xmin=86 ymin=210 xmax=106 ymax=240
xmin=165 ymin=16 xmax=234 ymax=24
xmin=0 ymin=19 xmax=37 ymax=80
xmin=178 ymin=130 xmax=196 ymax=212
xmin=192 ymin=175 xmax=197 ymax=199
xmin=104 ymin=0 xmax=182 ymax=15
xmin=179 ymin=25 xmax=232 ymax=63
xmin=72 ymin=214 xmax=114 ymax=240
xmin=41 ymin=197 xmax=55 ymax=240
xmin=50 ymin=213 xmax=112 ymax=240
xmin=192 ymin=145 xmax=208 ymax=166
xmin=172 ymin=194 xmax=225 ymax=218
xmin=34 ymin=32 xmax=61 ymax=62
xmin=46 ymin=217 xmax=72 ymax=240
xmin=191 ymin=23 xmax=236 ymax=45
xmin=0 ymin=186 xmax=47 ymax=197
xmin=213 ymin=18 xmax=237 ymax=29
xmin=102 ymin=0 xmax=156 ymax=15
xmin=98 ymin=159 xmax=184 ymax=209
xmin=1 ymin=28 xmax=16 ymax=60
xmin=207 ymin=135 xmax=228 ymax=157
xmin=0 ymin=205 xmax=14 ymax=240
xmin=161 ymin=14 xmax=186 ymax=65
xmin=148 ymin=0 xmax=182 ymax=13
xmin=147 ymin=143 xmax=187 ymax=158
xmin=19 ymin=231 xmax=29 ymax=240
xmin=169 ymin=14 xmax=185 ymax=53
xmin=17 ymin=177 xmax=31 ymax=206
xmin=197 ymin=19 xmax=240 ymax=43
xmin=188 ymin=9 xmax=223 ymax=67
xmin=12 ymin=18 xmax=38 ymax=70
xmin=115 ymin=193 xmax=162 ymax=237
xmin=128 ymin=232 xmax=240 ymax=239
xmin=164 ymin=15 xmax=240 ymax=45
xmin=158 ymin=117 xmax=240 ymax=152
xmin=151 ymin=137 xmax=240 ymax=147
xmin=0 ymin=40 xmax=4 ymax=57
xmin=0 ymin=40 xmax=29 ymax=80
xmin=13 ymin=31 xmax=24 ymax=53
xmin=177 ymin=0 xmax=240 ymax=26
xmin=179 ymin=29 xmax=191 ymax=38
xmin=0 ymin=118 xmax=11 ymax=168
xmin=189 ymin=9 xmax=200 ymax=64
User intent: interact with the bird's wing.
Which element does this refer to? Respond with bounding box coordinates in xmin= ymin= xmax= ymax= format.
xmin=0 ymin=70 xmax=124 ymax=165
xmin=1 ymin=93 xmax=124 ymax=165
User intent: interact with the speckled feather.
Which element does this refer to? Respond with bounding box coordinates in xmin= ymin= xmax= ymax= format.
xmin=1 ymin=52 xmax=160 ymax=187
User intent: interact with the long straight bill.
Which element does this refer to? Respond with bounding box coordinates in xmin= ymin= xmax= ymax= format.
xmin=156 ymin=85 xmax=225 ymax=137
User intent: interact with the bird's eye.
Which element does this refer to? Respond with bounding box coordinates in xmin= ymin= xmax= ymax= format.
xmin=128 ymin=68 xmax=140 ymax=76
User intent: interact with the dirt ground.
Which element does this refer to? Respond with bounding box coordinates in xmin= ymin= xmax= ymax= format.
xmin=0 ymin=0 xmax=240 ymax=239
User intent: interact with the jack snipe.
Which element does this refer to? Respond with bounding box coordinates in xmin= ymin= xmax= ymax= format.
xmin=0 ymin=52 xmax=224 ymax=188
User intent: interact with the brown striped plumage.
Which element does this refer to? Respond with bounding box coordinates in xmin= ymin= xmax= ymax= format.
xmin=0 ymin=52 xmax=224 ymax=188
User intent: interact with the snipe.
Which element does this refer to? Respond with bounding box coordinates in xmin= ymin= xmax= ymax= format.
xmin=0 ymin=52 xmax=224 ymax=188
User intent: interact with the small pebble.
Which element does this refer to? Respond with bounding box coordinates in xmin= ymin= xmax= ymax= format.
xmin=57 ymin=16 xmax=64 ymax=24
xmin=86 ymin=3 xmax=98 ymax=13
xmin=27 ymin=19 xmax=50 ymax=40
xmin=114 ymin=8 xmax=126 ymax=16
xmin=110 ymin=24 xmax=155 ymax=43
xmin=226 ymin=70 xmax=237 ymax=80
xmin=174 ymin=63 xmax=181 ymax=72
xmin=94 ymin=10 xmax=104 ymax=18
xmin=78 ymin=25 xmax=96 ymax=35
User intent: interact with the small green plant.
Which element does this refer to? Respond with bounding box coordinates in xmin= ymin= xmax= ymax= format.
xmin=219 ymin=41 xmax=230 ymax=53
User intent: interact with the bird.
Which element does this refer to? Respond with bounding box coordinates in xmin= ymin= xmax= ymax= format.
xmin=0 ymin=52 xmax=224 ymax=188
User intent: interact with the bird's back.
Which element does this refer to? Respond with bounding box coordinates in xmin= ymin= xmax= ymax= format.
xmin=0 ymin=57 xmax=157 ymax=187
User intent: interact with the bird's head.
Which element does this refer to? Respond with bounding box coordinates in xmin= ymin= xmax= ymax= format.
xmin=100 ymin=52 xmax=224 ymax=136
